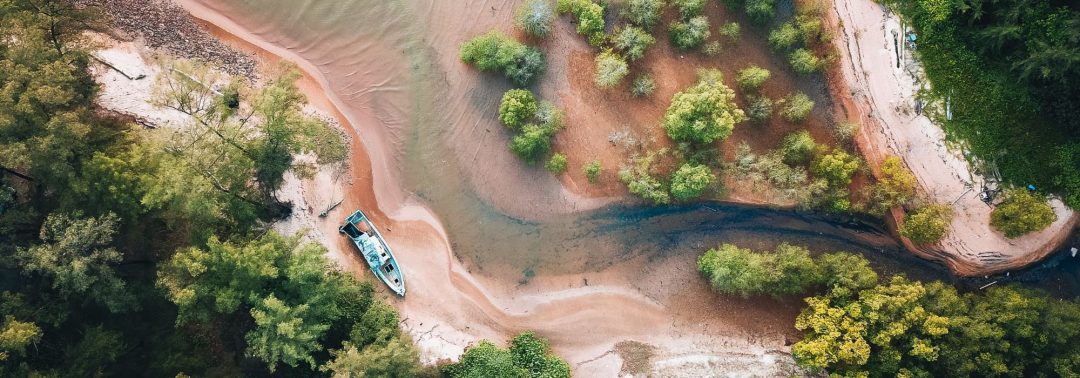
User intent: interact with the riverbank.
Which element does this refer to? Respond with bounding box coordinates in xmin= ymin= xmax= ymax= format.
xmin=826 ymin=0 xmax=1078 ymax=276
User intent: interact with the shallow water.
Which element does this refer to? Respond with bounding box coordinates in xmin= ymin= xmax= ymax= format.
xmin=192 ymin=0 xmax=1078 ymax=297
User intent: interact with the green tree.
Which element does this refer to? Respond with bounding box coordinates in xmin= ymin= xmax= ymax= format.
xmin=768 ymin=22 xmax=799 ymax=50
xmin=499 ymin=89 xmax=539 ymax=130
xmin=545 ymin=153 xmax=568 ymax=174
xmin=789 ymin=48 xmax=823 ymax=73
xmin=719 ymin=22 xmax=741 ymax=43
xmin=321 ymin=338 xmax=419 ymax=378
xmin=62 ymin=325 xmax=126 ymax=377
xmin=812 ymin=148 xmax=859 ymax=187
xmin=746 ymin=96 xmax=774 ymax=123
xmin=510 ymin=124 xmax=554 ymax=164
xmin=899 ymin=204 xmax=953 ymax=244
xmin=515 ymin=0 xmax=555 ymax=38
xmin=613 ymin=26 xmax=655 ymax=61
xmin=990 ymin=188 xmax=1057 ymax=237
xmin=245 ymin=294 xmax=330 ymax=372
xmin=669 ymin=16 xmax=711 ymax=50
xmin=619 ymin=151 xmax=671 ymax=204
xmin=670 ymin=163 xmax=714 ymax=201
xmin=871 ymin=156 xmax=917 ymax=213
xmin=0 ymin=316 xmax=40 ymax=363
xmin=736 ymin=66 xmax=770 ymax=93
xmin=459 ymin=31 xmax=546 ymax=86
xmin=745 ymin=0 xmax=777 ymax=24
xmin=780 ymin=130 xmax=817 ymax=165
xmin=697 ymin=243 xmax=827 ymax=298
xmin=16 ymin=212 xmax=134 ymax=313
xmin=816 ymin=252 xmax=879 ymax=299
xmin=443 ymin=332 xmax=570 ymax=378
xmin=557 ymin=0 xmax=606 ymax=46
xmin=631 ymin=74 xmax=656 ymax=97
xmin=624 ymin=0 xmax=665 ymax=29
xmin=583 ymin=160 xmax=602 ymax=183
xmin=663 ymin=70 xmax=746 ymax=144
xmin=672 ymin=0 xmax=706 ymax=18
xmin=780 ymin=92 xmax=814 ymax=123
xmin=594 ymin=51 xmax=629 ymax=88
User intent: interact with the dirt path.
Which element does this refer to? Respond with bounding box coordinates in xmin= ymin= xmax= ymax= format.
xmin=827 ymin=0 xmax=1078 ymax=276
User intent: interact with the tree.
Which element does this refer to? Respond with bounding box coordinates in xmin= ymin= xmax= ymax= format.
xmin=871 ymin=156 xmax=916 ymax=213
xmin=459 ymin=31 xmax=546 ymax=86
xmin=546 ymin=153 xmax=568 ymax=174
xmin=631 ymin=74 xmax=656 ymax=97
xmin=613 ymin=26 xmax=655 ymax=61
xmin=669 ymin=16 xmax=710 ymax=50
xmin=719 ymin=22 xmax=741 ymax=43
xmin=583 ymin=160 xmax=602 ymax=183
xmin=789 ymin=48 xmax=823 ymax=73
xmin=899 ymin=204 xmax=953 ymax=244
xmin=624 ymin=0 xmax=665 ymax=29
xmin=509 ymin=332 xmax=571 ymax=377
xmin=62 ymin=325 xmax=126 ymax=377
xmin=515 ymin=0 xmax=555 ymax=38
xmin=442 ymin=332 xmax=570 ymax=378
xmin=697 ymin=243 xmax=831 ymax=298
xmin=321 ymin=338 xmax=419 ymax=378
xmin=16 ymin=212 xmax=134 ymax=313
xmin=663 ymin=70 xmax=746 ymax=144
xmin=557 ymin=0 xmax=605 ymax=46
xmin=670 ymin=163 xmax=714 ymax=201
xmin=747 ymin=96 xmax=774 ymax=123
xmin=0 ymin=316 xmax=40 ymax=363
xmin=672 ymin=0 xmax=706 ymax=18
xmin=736 ymin=66 xmax=770 ymax=92
xmin=510 ymin=124 xmax=554 ymax=164
xmin=812 ymin=148 xmax=859 ymax=187
xmin=619 ymin=151 xmax=671 ymax=205
xmin=768 ymin=22 xmax=799 ymax=50
xmin=816 ymin=252 xmax=878 ymax=299
xmin=780 ymin=130 xmax=817 ymax=165
xmin=990 ymin=188 xmax=1057 ymax=238
xmin=245 ymin=294 xmax=330 ymax=372
xmin=745 ymin=0 xmax=777 ymax=24
xmin=499 ymin=89 xmax=539 ymax=130
xmin=780 ymin=92 xmax=814 ymax=123
xmin=594 ymin=51 xmax=629 ymax=88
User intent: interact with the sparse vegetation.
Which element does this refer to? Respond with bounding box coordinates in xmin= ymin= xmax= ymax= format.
xmin=515 ymin=0 xmax=555 ymax=38
xmin=781 ymin=92 xmax=814 ymax=123
xmin=736 ymin=65 xmax=770 ymax=93
xmin=663 ymin=69 xmax=745 ymax=145
xmin=669 ymin=16 xmax=711 ymax=50
xmin=460 ymin=31 xmax=546 ymax=86
xmin=442 ymin=332 xmax=571 ymax=378
xmin=557 ymin=0 xmax=606 ymax=46
xmin=613 ymin=26 xmax=655 ymax=61
xmin=899 ymin=204 xmax=953 ymax=244
xmin=990 ymin=188 xmax=1057 ymax=238
xmin=631 ymin=74 xmax=656 ymax=97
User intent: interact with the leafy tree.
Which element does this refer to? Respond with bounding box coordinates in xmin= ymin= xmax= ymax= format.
xmin=670 ymin=163 xmax=714 ymax=201
xmin=990 ymin=188 xmax=1057 ymax=238
xmin=789 ymin=48 xmax=823 ymax=73
xmin=768 ymin=22 xmax=799 ymax=50
xmin=515 ymin=0 xmax=555 ymax=38
xmin=459 ymin=31 xmax=546 ymax=86
xmin=619 ymin=151 xmax=670 ymax=204
xmin=669 ymin=16 xmax=711 ymax=50
xmin=613 ymin=26 xmax=655 ymax=61
xmin=746 ymin=96 xmax=774 ymax=123
xmin=245 ymin=294 xmax=330 ymax=372
xmin=534 ymin=101 xmax=565 ymax=130
xmin=794 ymin=13 xmax=825 ymax=45
xmin=624 ymin=0 xmax=665 ymax=29
xmin=736 ymin=66 xmax=770 ymax=93
xmin=499 ymin=89 xmax=539 ymax=130
xmin=871 ymin=156 xmax=916 ymax=213
xmin=702 ymin=41 xmax=722 ymax=57
xmin=812 ymin=148 xmax=860 ymax=187
xmin=510 ymin=124 xmax=554 ymax=164
xmin=546 ymin=153 xmax=568 ymax=174
xmin=780 ymin=92 xmax=814 ymax=123
xmin=816 ymin=252 xmax=879 ymax=299
xmin=321 ymin=338 xmax=419 ymax=378
xmin=557 ymin=0 xmax=606 ymax=46
xmin=780 ymin=130 xmax=817 ymax=165
xmin=15 ymin=212 xmax=134 ymax=313
xmin=663 ymin=70 xmax=746 ymax=144
xmin=510 ymin=332 xmax=571 ymax=377
xmin=672 ymin=0 xmax=706 ymax=19
xmin=698 ymin=243 xmax=826 ymax=298
xmin=443 ymin=332 xmax=570 ymax=378
xmin=719 ymin=22 xmax=741 ymax=43
xmin=0 ymin=316 xmax=40 ymax=363
xmin=62 ymin=325 xmax=127 ymax=377
xmin=594 ymin=51 xmax=629 ymax=88
xmin=745 ymin=0 xmax=777 ymax=24
xmin=631 ymin=74 xmax=656 ymax=97
xmin=583 ymin=160 xmax=602 ymax=183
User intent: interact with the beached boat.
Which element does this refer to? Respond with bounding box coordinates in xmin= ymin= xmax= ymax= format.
xmin=339 ymin=209 xmax=405 ymax=296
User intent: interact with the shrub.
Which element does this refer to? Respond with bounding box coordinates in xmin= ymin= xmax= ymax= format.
xmin=747 ymin=96 xmax=774 ymax=123
xmin=719 ymin=22 xmax=741 ymax=43
xmin=816 ymin=252 xmax=879 ymax=298
xmin=498 ymin=89 xmax=538 ymax=129
xmin=515 ymin=0 xmax=555 ymax=38
xmin=781 ymin=92 xmax=814 ymax=123
xmin=834 ymin=121 xmax=860 ymax=141
xmin=669 ymin=16 xmax=711 ymax=50
xmin=631 ymin=74 xmax=656 ymax=97
xmin=584 ymin=160 xmax=601 ymax=183
xmin=795 ymin=14 xmax=824 ymax=45
xmin=670 ymin=163 xmax=715 ymax=201
xmin=534 ymin=101 xmax=565 ymax=130
xmin=702 ymin=41 xmax=722 ymax=56
xmin=672 ymin=0 xmax=706 ymax=19
xmin=871 ymin=156 xmax=916 ymax=213
xmin=780 ymin=130 xmax=817 ymax=165
xmin=899 ymin=204 xmax=953 ymax=244
xmin=557 ymin=0 xmax=606 ymax=46
xmin=613 ymin=26 xmax=656 ymax=61
xmin=442 ymin=332 xmax=570 ymax=377
xmin=736 ymin=65 xmax=770 ymax=92
xmin=510 ymin=123 xmax=554 ymax=163
xmin=745 ymin=0 xmax=776 ymax=24
xmin=990 ymin=188 xmax=1057 ymax=238
xmin=459 ymin=31 xmax=546 ymax=86
xmin=789 ymin=48 xmax=823 ymax=73
xmin=768 ymin=23 xmax=799 ymax=50
xmin=663 ymin=69 xmax=745 ymax=144
xmin=546 ymin=153 xmax=568 ymax=173
xmin=594 ymin=51 xmax=629 ymax=88
xmin=624 ymin=0 xmax=665 ymax=29
xmin=697 ymin=243 xmax=839 ymax=298
xmin=812 ymin=148 xmax=859 ymax=187
xmin=619 ymin=151 xmax=670 ymax=204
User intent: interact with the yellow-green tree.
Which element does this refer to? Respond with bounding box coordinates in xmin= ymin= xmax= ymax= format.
xmin=663 ymin=70 xmax=745 ymax=144
xmin=990 ymin=188 xmax=1057 ymax=238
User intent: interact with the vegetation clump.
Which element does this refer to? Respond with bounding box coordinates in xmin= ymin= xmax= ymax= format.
xmin=672 ymin=0 xmax=706 ymax=18
xmin=744 ymin=0 xmax=777 ymax=24
xmin=746 ymin=96 xmax=774 ymax=123
xmin=499 ymin=89 xmax=539 ymax=129
xmin=613 ymin=26 xmax=656 ymax=61
xmin=870 ymin=156 xmax=916 ymax=213
xmin=990 ymin=188 xmax=1057 ymax=238
xmin=899 ymin=204 xmax=953 ymax=244
xmin=669 ymin=16 xmax=711 ymax=50
xmin=670 ymin=163 xmax=715 ymax=201
xmin=515 ymin=0 xmax=555 ymax=38
xmin=624 ymin=0 xmax=665 ymax=29
xmin=594 ymin=50 xmax=630 ymax=88
xmin=619 ymin=151 xmax=671 ymax=205
xmin=663 ymin=70 xmax=746 ymax=145
xmin=497 ymin=90 xmax=565 ymax=164
xmin=779 ymin=130 xmax=817 ymax=165
xmin=812 ymin=147 xmax=859 ymax=188
xmin=584 ymin=160 xmax=602 ymax=183
xmin=546 ymin=153 xmax=569 ymax=173
xmin=780 ymin=92 xmax=814 ymax=123
xmin=557 ymin=0 xmax=606 ymax=46
xmin=698 ymin=243 xmax=878 ymax=298
xmin=736 ymin=65 xmax=770 ymax=93
xmin=443 ymin=332 xmax=571 ymax=378
xmin=459 ymin=31 xmax=546 ymax=86
xmin=631 ymin=74 xmax=656 ymax=97
xmin=718 ymin=22 xmax=741 ymax=43
xmin=788 ymin=48 xmax=822 ymax=73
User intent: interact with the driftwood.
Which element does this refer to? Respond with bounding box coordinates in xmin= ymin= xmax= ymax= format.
xmin=319 ymin=199 xmax=344 ymax=218
xmin=91 ymin=55 xmax=146 ymax=80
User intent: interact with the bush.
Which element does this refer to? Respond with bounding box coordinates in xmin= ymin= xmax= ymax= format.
xmin=624 ymin=0 xmax=665 ymax=29
xmin=672 ymin=0 xmax=706 ymax=19
xmin=619 ymin=151 xmax=670 ymax=204
xmin=768 ymin=23 xmax=799 ymax=50
xmin=702 ymin=41 xmax=722 ymax=56
xmin=515 ymin=0 xmax=555 ymax=38
xmin=747 ymin=96 xmax=774 ymax=123
xmin=613 ymin=26 xmax=655 ymax=61
xmin=719 ymin=22 xmax=741 ymax=43
xmin=534 ymin=101 xmax=565 ymax=130
xmin=557 ymin=0 xmax=606 ymax=46
xmin=795 ymin=14 xmax=825 ymax=45
xmin=745 ymin=0 xmax=777 ymax=24
xmin=812 ymin=148 xmax=859 ymax=187
xmin=631 ymin=74 xmax=656 ymax=97
xmin=789 ymin=48 xmax=823 ymax=73
xmin=663 ymin=69 xmax=745 ymax=144
xmin=669 ymin=16 xmax=711 ymax=50
xmin=899 ymin=204 xmax=953 ymax=244
xmin=510 ymin=124 xmax=554 ymax=163
xmin=584 ymin=160 xmax=601 ymax=183
xmin=442 ymin=332 xmax=570 ymax=378
xmin=697 ymin=243 xmax=872 ymax=298
xmin=546 ymin=153 xmax=568 ymax=173
xmin=871 ymin=156 xmax=916 ymax=213
xmin=736 ymin=65 xmax=770 ymax=92
xmin=670 ymin=163 xmax=715 ymax=201
xmin=990 ymin=188 xmax=1057 ymax=238
xmin=459 ymin=31 xmax=546 ymax=86
xmin=781 ymin=92 xmax=814 ymax=123
xmin=834 ymin=121 xmax=860 ymax=141
xmin=780 ymin=130 xmax=817 ymax=165
xmin=498 ymin=89 xmax=538 ymax=129
xmin=594 ymin=51 xmax=629 ymax=88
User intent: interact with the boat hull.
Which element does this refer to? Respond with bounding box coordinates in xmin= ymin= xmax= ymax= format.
xmin=339 ymin=210 xmax=406 ymax=296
